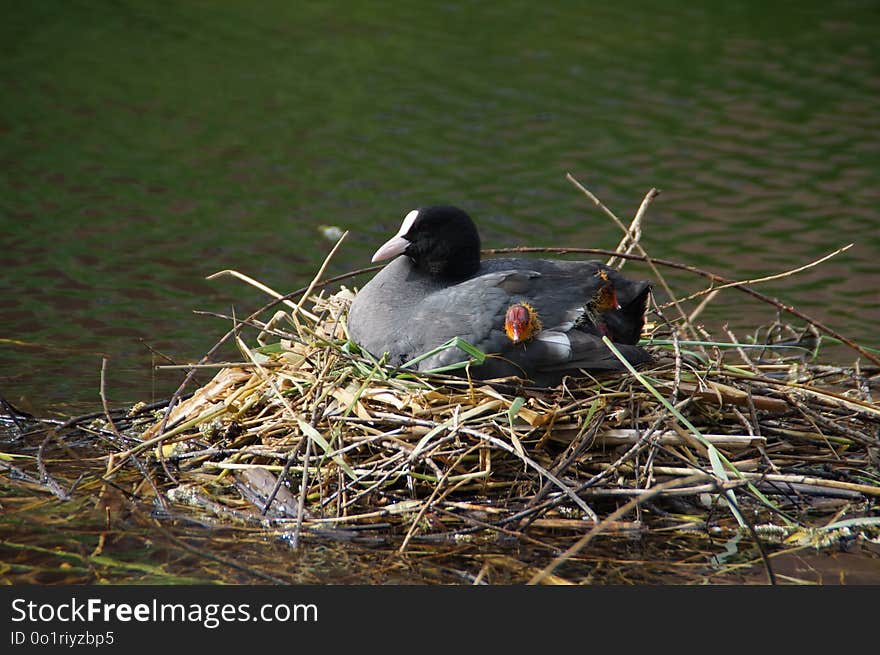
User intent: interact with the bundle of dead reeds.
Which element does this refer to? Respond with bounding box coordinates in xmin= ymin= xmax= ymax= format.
xmin=104 ymin=177 xmax=879 ymax=579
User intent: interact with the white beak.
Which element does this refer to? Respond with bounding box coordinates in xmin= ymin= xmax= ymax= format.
xmin=371 ymin=234 xmax=410 ymax=262
xmin=371 ymin=209 xmax=419 ymax=263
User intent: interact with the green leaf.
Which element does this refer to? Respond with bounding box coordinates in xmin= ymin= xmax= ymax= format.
xmin=507 ymin=396 xmax=526 ymax=427
xmin=401 ymin=337 xmax=487 ymax=371
xmin=297 ymin=418 xmax=357 ymax=480
xmin=255 ymin=342 xmax=285 ymax=354
xmin=0 ymin=452 xmax=35 ymax=461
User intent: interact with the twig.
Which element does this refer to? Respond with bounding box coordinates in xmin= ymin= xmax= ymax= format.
xmin=399 ymin=443 xmax=482 ymax=553
xmin=668 ymin=243 xmax=854 ymax=308
xmin=370 ymin=412 xmax=598 ymax=521
xmin=528 ymin=473 xmax=709 ymax=584
xmin=101 ymin=357 xmax=176 ymax=492
xmin=205 ymin=269 xmax=320 ymax=323
xmin=36 ymin=433 xmax=69 ymax=501
xmin=565 ymin=174 xmax=691 ymax=333
xmin=553 ymin=428 xmax=766 ymax=448
xmin=292 ymin=422 xmax=313 ymax=550
xmin=607 ymin=187 xmax=657 ymax=269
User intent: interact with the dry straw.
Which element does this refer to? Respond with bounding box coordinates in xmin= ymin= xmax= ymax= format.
xmin=43 ymin=176 xmax=878 ymax=582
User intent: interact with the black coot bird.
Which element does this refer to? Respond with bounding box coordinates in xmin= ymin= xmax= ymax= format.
xmin=347 ymin=205 xmax=652 ymax=385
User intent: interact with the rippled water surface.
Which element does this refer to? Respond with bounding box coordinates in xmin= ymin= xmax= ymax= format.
xmin=1 ymin=1 xmax=879 ymax=585
xmin=2 ymin=1 xmax=878 ymax=413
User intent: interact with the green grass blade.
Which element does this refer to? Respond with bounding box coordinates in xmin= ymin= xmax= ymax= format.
xmin=401 ymin=337 xmax=486 ymax=370
xmin=602 ymin=337 xmax=758 ymax=528
xmin=506 ymin=396 xmax=526 ymax=428
xmin=297 ymin=418 xmax=357 ymax=480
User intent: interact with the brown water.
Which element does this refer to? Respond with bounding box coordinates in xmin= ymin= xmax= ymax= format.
xmin=1 ymin=0 xmax=879 ymax=584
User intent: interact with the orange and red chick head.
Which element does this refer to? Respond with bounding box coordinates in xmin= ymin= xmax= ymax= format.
xmin=504 ymin=302 xmax=542 ymax=344
xmin=592 ymin=270 xmax=621 ymax=312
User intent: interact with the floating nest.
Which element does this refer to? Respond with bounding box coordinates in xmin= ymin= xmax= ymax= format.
xmin=11 ymin=182 xmax=878 ymax=583
xmin=99 ymin=184 xmax=877 ymax=584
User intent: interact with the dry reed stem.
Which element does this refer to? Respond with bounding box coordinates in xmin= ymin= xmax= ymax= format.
xmin=606 ymin=187 xmax=656 ymax=269
xmin=206 ymin=269 xmax=320 ymax=324
xmin=565 ymin=173 xmax=695 ymax=339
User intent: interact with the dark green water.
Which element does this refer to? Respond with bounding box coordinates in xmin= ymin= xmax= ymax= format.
xmin=2 ymin=0 xmax=879 ymax=588
xmin=2 ymin=1 xmax=879 ymax=410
